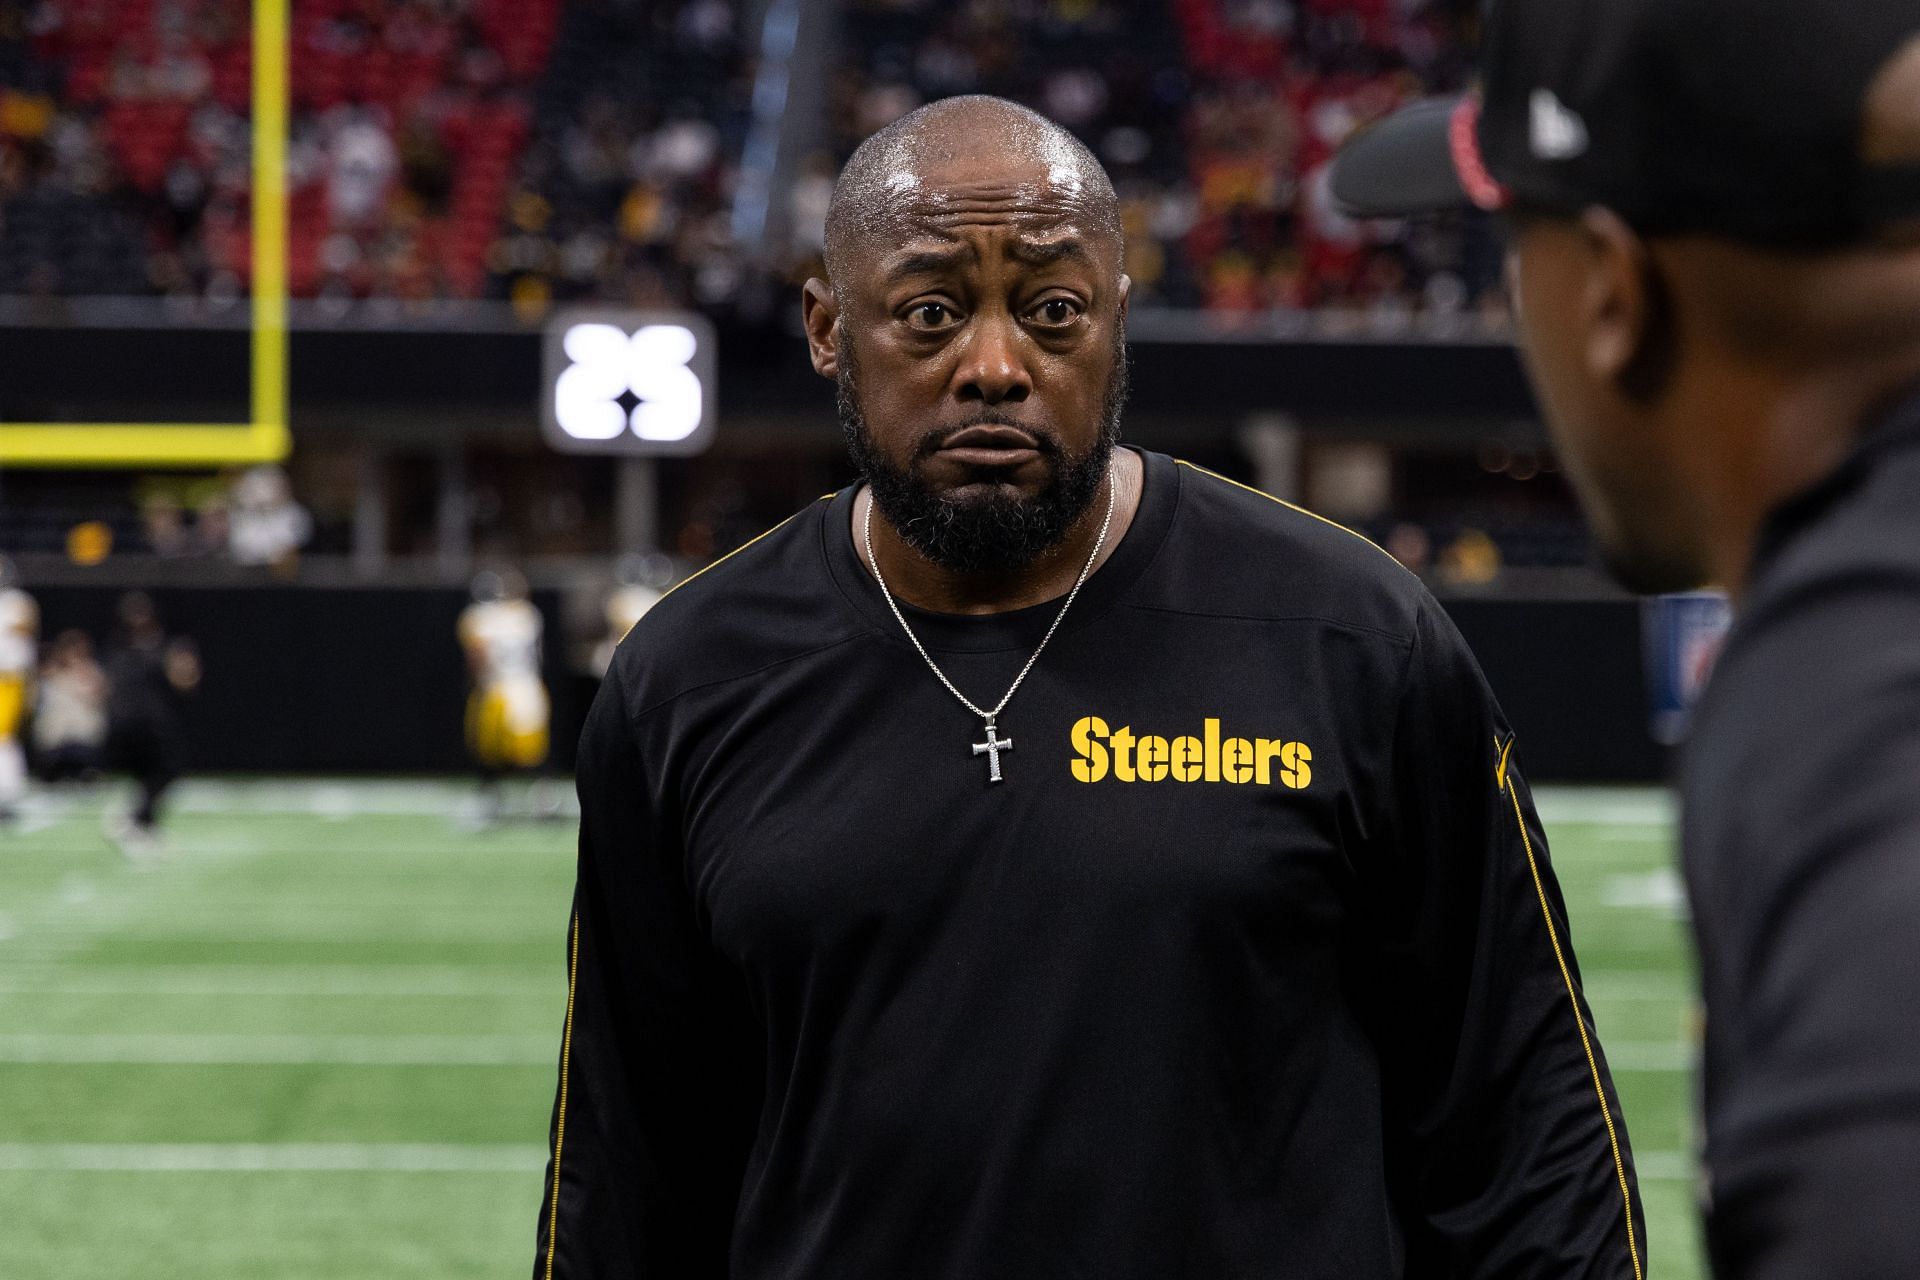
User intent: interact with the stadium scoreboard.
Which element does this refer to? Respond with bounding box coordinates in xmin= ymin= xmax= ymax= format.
xmin=541 ymin=310 xmax=719 ymax=457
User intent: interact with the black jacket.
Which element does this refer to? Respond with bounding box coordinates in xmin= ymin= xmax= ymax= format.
xmin=535 ymin=449 xmax=1643 ymax=1279
xmin=1684 ymin=387 xmax=1920 ymax=1279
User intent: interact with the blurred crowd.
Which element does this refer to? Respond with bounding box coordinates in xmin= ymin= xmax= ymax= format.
xmin=0 ymin=0 xmax=1505 ymax=320
xmin=812 ymin=0 xmax=1503 ymax=321
xmin=485 ymin=0 xmax=751 ymax=318
xmin=2 ymin=0 xmax=554 ymax=303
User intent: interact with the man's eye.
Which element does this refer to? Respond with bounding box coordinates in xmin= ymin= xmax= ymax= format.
xmin=907 ymin=302 xmax=955 ymax=329
xmin=1031 ymin=298 xmax=1083 ymax=326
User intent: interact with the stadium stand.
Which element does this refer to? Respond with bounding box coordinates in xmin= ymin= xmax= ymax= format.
xmin=485 ymin=0 xmax=750 ymax=316
xmin=820 ymin=0 xmax=1502 ymax=317
xmin=5 ymin=0 xmax=1502 ymax=316
xmin=9 ymin=0 xmax=554 ymax=301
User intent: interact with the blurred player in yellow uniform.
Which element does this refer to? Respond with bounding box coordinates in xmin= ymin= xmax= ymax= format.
xmin=458 ymin=568 xmax=548 ymax=823
xmin=0 ymin=556 xmax=37 ymax=824
xmin=592 ymin=552 xmax=672 ymax=675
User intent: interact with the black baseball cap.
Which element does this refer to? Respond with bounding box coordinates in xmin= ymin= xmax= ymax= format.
xmin=1330 ymin=0 xmax=1920 ymax=244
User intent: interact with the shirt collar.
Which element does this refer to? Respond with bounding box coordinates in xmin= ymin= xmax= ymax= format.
xmin=1751 ymin=378 xmax=1920 ymax=580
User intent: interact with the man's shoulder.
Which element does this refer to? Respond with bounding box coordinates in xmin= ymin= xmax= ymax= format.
xmin=1690 ymin=491 xmax=1920 ymax=847
xmin=1150 ymin=456 xmax=1430 ymax=648
xmin=605 ymin=494 xmax=864 ymax=716
xmin=1715 ymin=452 xmax=1920 ymax=728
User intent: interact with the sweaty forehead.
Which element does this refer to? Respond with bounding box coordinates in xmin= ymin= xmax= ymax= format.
xmin=826 ymin=102 xmax=1123 ymax=283
xmin=889 ymin=157 xmax=1104 ymax=233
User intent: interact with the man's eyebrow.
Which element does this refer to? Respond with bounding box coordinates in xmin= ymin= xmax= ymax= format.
xmin=882 ymin=245 xmax=973 ymax=280
xmin=1007 ymin=238 xmax=1096 ymax=269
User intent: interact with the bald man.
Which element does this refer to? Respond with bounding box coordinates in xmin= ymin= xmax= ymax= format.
xmin=1333 ymin=1 xmax=1920 ymax=1275
xmin=534 ymin=96 xmax=1642 ymax=1279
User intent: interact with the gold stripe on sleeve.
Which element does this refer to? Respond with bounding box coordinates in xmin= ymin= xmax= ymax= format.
xmin=1503 ymin=769 xmax=1644 ymax=1280
xmin=655 ymin=497 xmax=833 ymax=605
xmin=1172 ymin=460 xmax=1406 ymax=569
xmin=544 ymin=911 xmax=581 ymax=1280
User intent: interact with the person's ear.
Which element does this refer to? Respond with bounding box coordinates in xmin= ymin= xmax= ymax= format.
xmin=801 ymin=278 xmax=841 ymax=380
xmin=1117 ymin=273 xmax=1132 ymax=326
xmin=1577 ymin=207 xmax=1676 ymax=403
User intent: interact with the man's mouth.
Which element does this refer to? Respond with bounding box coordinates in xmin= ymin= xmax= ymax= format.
xmin=933 ymin=424 xmax=1042 ymax=468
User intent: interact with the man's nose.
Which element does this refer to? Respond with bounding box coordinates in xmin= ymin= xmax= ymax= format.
xmin=953 ymin=313 xmax=1032 ymax=405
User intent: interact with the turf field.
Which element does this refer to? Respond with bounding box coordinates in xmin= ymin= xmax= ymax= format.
xmin=0 ymin=780 xmax=1702 ymax=1278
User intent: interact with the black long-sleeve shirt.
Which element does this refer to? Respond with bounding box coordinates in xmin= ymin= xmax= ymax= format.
xmin=1683 ymin=386 xmax=1920 ymax=1278
xmin=534 ymin=448 xmax=1643 ymax=1279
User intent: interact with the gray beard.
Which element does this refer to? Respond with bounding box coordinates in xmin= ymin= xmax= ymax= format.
xmin=836 ymin=337 xmax=1128 ymax=575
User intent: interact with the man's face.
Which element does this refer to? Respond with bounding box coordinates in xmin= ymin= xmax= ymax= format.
xmin=807 ymin=154 xmax=1131 ymax=573
xmin=1507 ymin=217 xmax=1710 ymax=594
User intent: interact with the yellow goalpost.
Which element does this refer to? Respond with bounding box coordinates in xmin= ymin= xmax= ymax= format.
xmin=0 ymin=0 xmax=292 ymax=466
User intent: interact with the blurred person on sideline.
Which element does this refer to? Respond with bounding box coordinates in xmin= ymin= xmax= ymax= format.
xmin=104 ymin=593 xmax=200 ymax=860
xmin=458 ymin=568 xmax=549 ymax=825
xmin=1384 ymin=520 xmax=1432 ymax=575
xmin=227 ymin=465 xmax=312 ymax=573
xmin=1334 ymin=0 xmax=1920 ymax=1271
xmin=1437 ymin=527 xmax=1503 ymax=587
xmin=140 ymin=492 xmax=192 ymax=558
xmin=591 ymin=553 xmax=673 ymax=676
xmin=0 ymin=556 xmax=38 ymax=824
xmin=33 ymin=630 xmax=108 ymax=783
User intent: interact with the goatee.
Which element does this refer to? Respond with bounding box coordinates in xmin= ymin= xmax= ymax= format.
xmin=837 ymin=336 xmax=1128 ymax=574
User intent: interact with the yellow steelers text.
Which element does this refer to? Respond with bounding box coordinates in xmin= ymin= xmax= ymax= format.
xmin=1069 ymin=716 xmax=1312 ymax=788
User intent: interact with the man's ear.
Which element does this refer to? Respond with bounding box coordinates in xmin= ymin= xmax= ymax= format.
xmin=801 ymin=278 xmax=841 ymax=380
xmin=1116 ymin=273 xmax=1132 ymax=327
xmin=1577 ymin=207 xmax=1676 ymax=404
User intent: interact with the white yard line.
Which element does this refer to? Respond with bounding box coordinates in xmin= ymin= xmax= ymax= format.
xmin=23 ymin=779 xmax=1653 ymax=827
xmin=0 ymin=1140 xmax=1699 ymax=1180
xmin=0 ymin=1033 xmax=556 ymax=1065
xmin=1632 ymin=1150 xmax=1698 ymax=1183
xmin=0 ymin=1031 xmax=1692 ymax=1072
xmin=170 ymin=779 xmax=579 ymax=820
xmin=1532 ymin=787 xmax=1677 ymax=828
xmin=1583 ymin=970 xmax=1693 ymax=1000
xmin=7 ymin=965 xmax=1666 ymax=1002
xmin=0 ymin=966 xmax=561 ymax=997
xmin=0 ymin=1143 xmax=547 ymax=1173
xmin=1601 ymin=1041 xmax=1692 ymax=1072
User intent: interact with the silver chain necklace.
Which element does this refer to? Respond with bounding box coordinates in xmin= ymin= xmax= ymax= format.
xmin=862 ymin=469 xmax=1116 ymax=784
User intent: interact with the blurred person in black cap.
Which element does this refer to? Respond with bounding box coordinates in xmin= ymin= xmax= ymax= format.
xmin=105 ymin=592 xmax=199 ymax=861
xmin=1332 ymin=2 xmax=1920 ymax=1274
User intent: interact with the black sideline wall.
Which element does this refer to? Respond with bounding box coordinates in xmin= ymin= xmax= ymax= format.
xmin=25 ymin=585 xmax=1666 ymax=782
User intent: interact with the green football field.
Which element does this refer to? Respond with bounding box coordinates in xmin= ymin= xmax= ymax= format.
xmin=0 ymin=780 xmax=1702 ymax=1278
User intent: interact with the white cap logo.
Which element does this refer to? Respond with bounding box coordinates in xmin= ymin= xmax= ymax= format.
xmin=1530 ymin=89 xmax=1589 ymax=161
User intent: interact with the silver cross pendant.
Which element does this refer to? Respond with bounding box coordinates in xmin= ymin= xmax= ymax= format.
xmin=971 ymin=718 xmax=1013 ymax=784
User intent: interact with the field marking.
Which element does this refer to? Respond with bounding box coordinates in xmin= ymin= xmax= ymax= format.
xmin=1532 ymin=787 xmax=1676 ymax=828
xmin=1602 ymin=1041 xmax=1691 ymax=1072
xmin=0 ymin=1031 xmax=1693 ymax=1072
xmin=9 ymin=778 xmax=578 ymax=823
xmin=0 ymin=1140 xmax=1697 ymax=1180
xmin=10 ymin=780 xmax=1663 ymax=824
xmin=0 ymin=1143 xmax=546 ymax=1173
xmin=1632 ymin=1150 xmax=1697 ymax=1183
xmin=0 ymin=1033 xmax=556 ymax=1065
xmin=18 ymin=781 xmax=1662 ymax=825
xmin=0 ymin=967 xmax=562 ymax=997
xmin=1585 ymin=985 xmax=1694 ymax=1005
